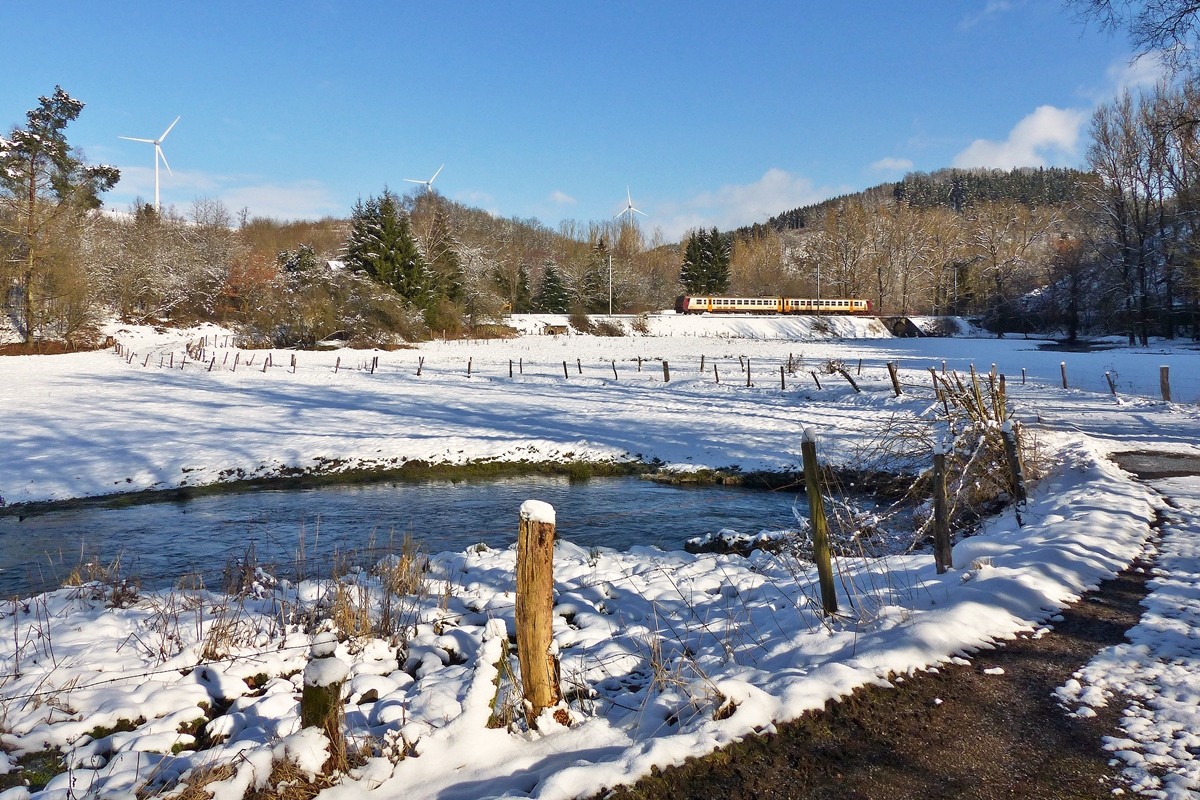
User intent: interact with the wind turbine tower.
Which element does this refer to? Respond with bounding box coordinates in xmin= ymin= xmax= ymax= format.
xmin=119 ymin=116 xmax=180 ymax=213
xmin=611 ymin=189 xmax=648 ymax=316
xmin=405 ymin=165 xmax=444 ymax=194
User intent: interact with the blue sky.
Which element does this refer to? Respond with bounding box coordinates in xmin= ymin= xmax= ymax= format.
xmin=1 ymin=1 xmax=1154 ymax=238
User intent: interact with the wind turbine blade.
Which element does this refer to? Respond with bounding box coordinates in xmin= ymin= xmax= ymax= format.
xmin=157 ymin=146 xmax=173 ymax=175
xmin=430 ymin=164 xmax=444 ymax=182
xmin=627 ymin=187 xmax=632 ymax=205
xmin=613 ymin=211 xmax=624 ymax=220
xmin=159 ymin=116 xmax=181 ymax=142
xmin=119 ymin=136 xmax=155 ymax=143
xmin=633 ymin=208 xmax=648 ymax=216
xmin=403 ymin=178 xmax=424 ymax=184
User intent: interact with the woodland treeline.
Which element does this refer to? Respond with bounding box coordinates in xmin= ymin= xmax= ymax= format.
xmin=3 ymin=81 xmax=1199 ymax=347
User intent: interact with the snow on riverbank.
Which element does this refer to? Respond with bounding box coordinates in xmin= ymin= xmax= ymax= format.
xmin=1057 ymin=476 xmax=1200 ymax=800
xmin=0 ymin=441 xmax=1159 ymax=800
xmin=0 ymin=323 xmax=1197 ymax=507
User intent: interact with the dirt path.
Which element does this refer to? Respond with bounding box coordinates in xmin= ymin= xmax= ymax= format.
xmin=598 ymin=531 xmax=1159 ymax=800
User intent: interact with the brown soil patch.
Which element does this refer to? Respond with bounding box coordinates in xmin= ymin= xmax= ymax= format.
xmin=600 ymin=551 xmax=1154 ymax=800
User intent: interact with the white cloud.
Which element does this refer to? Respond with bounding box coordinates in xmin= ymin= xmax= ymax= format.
xmin=952 ymin=105 xmax=1087 ymax=169
xmin=654 ymin=168 xmax=830 ymax=240
xmin=1106 ymin=51 xmax=1167 ymax=94
xmin=108 ymin=164 xmax=340 ymax=220
xmin=960 ymin=0 xmax=1014 ymax=29
xmin=549 ymin=190 xmax=577 ymax=205
xmin=870 ymin=157 xmax=914 ymax=173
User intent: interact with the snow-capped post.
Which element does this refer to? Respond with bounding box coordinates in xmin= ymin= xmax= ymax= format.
xmin=1021 ymin=367 xmax=1026 ymax=385
xmin=1000 ymin=420 xmax=1026 ymax=527
xmin=1105 ymin=371 xmax=1117 ymax=396
xmin=1160 ymin=366 xmax=1171 ymax=402
xmin=941 ymin=359 xmax=946 ymax=375
xmin=801 ymin=429 xmax=837 ymax=615
xmin=810 ymin=370 xmax=822 ymax=390
xmin=663 ymin=360 xmax=670 ymax=383
xmin=1060 ymin=361 xmax=1068 ymax=390
xmin=302 ymin=631 xmax=348 ymax=768
xmin=932 ymin=440 xmax=951 ymax=574
xmin=516 ymin=500 xmax=561 ymax=724
xmin=997 ymin=374 xmax=1007 ymax=420
xmin=887 ymin=362 xmax=902 ymax=396
xmin=563 ymin=360 xmax=569 ymax=379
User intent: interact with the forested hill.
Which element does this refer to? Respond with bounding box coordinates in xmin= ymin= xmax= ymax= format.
xmin=734 ymin=166 xmax=1095 ymax=238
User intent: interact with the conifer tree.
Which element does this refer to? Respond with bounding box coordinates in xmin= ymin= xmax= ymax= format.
xmin=678 ymin=228 xmax=730 ymax=294
xmin=343 ymin=189 xmax=430 ymax=305
xmin=421 ymin=207 xmax=464 ymax=302
xmin=0 ymin=87 xmax=120 ymax=342
xmin=533 ymin=261 xmax=570 ymax=312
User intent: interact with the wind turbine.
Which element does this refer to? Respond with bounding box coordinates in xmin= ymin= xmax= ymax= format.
xmin=119 ymin=116 xmax=180 ymax=213
xmin=614 ymin=187 xmax=647 ymax=225
xmin=405 ymin=164 xmax=444 ymax=194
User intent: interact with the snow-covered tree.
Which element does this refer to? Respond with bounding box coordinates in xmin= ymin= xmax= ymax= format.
xmin=343 ymin=189 xmax=430 ymax=305
xmin=533 ymin=261 xmax=570 ymax=312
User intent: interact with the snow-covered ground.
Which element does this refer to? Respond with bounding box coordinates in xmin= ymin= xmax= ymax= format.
xmin=0 ymin=320 xmax=1196 ymax=506
xmin=1 ymin=320 xmax=1198 ymax=800
xmin=1057 ymin=475 xmax=1200 ymax=800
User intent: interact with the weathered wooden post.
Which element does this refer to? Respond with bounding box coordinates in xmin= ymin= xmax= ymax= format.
xmin=1000 ymin=421 xmax=1027 ymax=527
xmin=662 ymin=360 xmax=670 ymax=382
xmin=1105 ymin=371 xmax=1117 ymax=396
xmin=510 ymin=359 xmax=514 ymax=378
xmin=519 ymin=358 xmax=523 ymax=374
xmin=612 ymin=360 xmax=618 ymax=380
xmin=208 ymin=357 xmax=216 ymax=372
xmin=810 ymin=370 xmax=822 ymax=390
xmin=700 ymin=354 xmax=705 ymax=373
xmin=780 ymin=365 xmax=786 ymax=390
xmin=1022 ymin=367 xmax=1026 ymax=385
xmin=563 ymin=360 xmax=569 ymax=379
xmin=577 ymin=358 xmax=582 ymax=375
xmin=746 ymin=358 xmax=751 ymax=387
xmin=1060 ymin=361 xmax=1068 ymax=390
xmin=857 ymin=358 xmax=863 ymax=376
xmin=887 ymin=361 xmax=902 ymax=396
xmin=516 ymin=500 xmax=561 ymax=724
xmin=233 ymin=353 xmax=240 ymax=372
xmin=302 ymin=631 xmax=347 ymax=767
xmin=932 ymin=442 xmax=951 ymax=574
xmin=637 ymin=356 xmax=642 ymax=372
xmin=836 ymin=366 xmax=861 ymax=393
xmin=801 ymin=429 xmax=837 ymax=615
xmin=997 ymin=374 xmax=1007 ymax=421
xmin=143 ymin=354 xmax=151 ymax=367
xmin=941 ymin=359 xmax=946 ymax=375
xmin=170 ymin=353 xmax=174 ymax=369
xmin=334 ymin=356 xmax=340 ymax=374
xmin=714 ymin=364 xmax=720 ymax=384
xmin=1160 ymin=366 xmax=1172 ymax=402
xmin=417 ymin=356 xmax=424 ymax=376
xmin=262 ymin=358 xmax=268 ymax=373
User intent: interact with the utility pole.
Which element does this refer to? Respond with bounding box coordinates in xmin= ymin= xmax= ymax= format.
xmin=608 ymin=254 xmax=613 ymax=316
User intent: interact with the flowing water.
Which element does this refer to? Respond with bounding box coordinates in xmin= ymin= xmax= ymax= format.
xmin=0 ymin=476 xmax=810 ymax=597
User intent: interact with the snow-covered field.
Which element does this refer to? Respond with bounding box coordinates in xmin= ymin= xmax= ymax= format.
xmin=1 ymin=318 xmax=1198 ymax=800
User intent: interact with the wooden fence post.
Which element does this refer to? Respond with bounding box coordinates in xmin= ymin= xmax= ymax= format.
xmin=417 ymin=357 xmax=423 ymax=376
xmin=510 ymin=359 xmax=514 ymax=378
xmin=1001 ymin=421 xmax=1027 ymax=527
xmin=516 ymin=500 xmax=561 ymax=724
xmin=208 ymin=357 xmax=216 ymax=372
xmin=801 ymin=430 xmax=838 ymax=615
xmin=1105 ymin=371 xmax=1116 ymax=396
xmin=519 ymin=358 xmax=523 ymax=374
xmin=1060 ymin=361 xmax=1068 ymax=390
xmin=836 ymin=366 xmax=860 ymax=393
xmin=334 ymin=356 xmax=340 ymax=374
xmin=780 ymin=365 xmax=786 ymax=390
xmin=857 ymin=358 xmax=863 ymax=376
xmin=1160 ymin=365 xmax=1172 ymax=402
xmin=563 ymin=360 xmax=569 ymax=379
xmin=887 ymin=361 xmax=902 ymax=396
xmin=302 ymin=631 xmax=347 ymax=767
xmin=291 ymin=354 xmax=297 ymax=373
xmin=700 ymin=354 xmax=705 ymax=372
xmin=637 ymin=356 xmax=642 ymax=372
xmin=810 ymin=370 xmax=822 ymax=390
xmin=577 ymin=358 xmax=582 ymax=375
xmin=662 ymin=360 xmax=670 ymax=382
xmin=233 ymin=353 xmax=239 ymax=372
xmin=1021 ymin=367 xmax=1026 ymax=385
xmin=933 ymin=443 xmax=951 ymax=574
xmin=714 ymin=364 xmax=719 ymax=384
xmin=746 ymin=358 xmax=751 ymax=387
xmin=612 ymin=360 xmax=618 ymax=380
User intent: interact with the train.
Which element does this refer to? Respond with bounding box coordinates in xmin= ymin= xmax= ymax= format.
xmin=674 ymin=296 xmax=873 ymax=315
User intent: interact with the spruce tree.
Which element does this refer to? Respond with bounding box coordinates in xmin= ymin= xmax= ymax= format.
xmin=0 ymin=86 xmax=120 ymax=342
xmin=679 ymin=231 xmax=708 ymax=293
xmin=422 ymin=207 xmax=464 ymax=302
xmin=343 ymin=189 xmax=430 ymax=305
xmin=678 ymin=228 xmax=731 ymax=294
xmin=707 ymin=227 xmax=731 ymax=294
xmin=533 ymin=261 xmax=570 ymax=312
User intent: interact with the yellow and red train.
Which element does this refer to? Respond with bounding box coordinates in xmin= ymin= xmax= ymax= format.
xmin=675 ymin=296 xmax=873 ymax=315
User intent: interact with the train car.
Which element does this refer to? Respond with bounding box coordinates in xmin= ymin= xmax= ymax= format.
xmin=675 ymin=296 xmax=872 ymax=315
